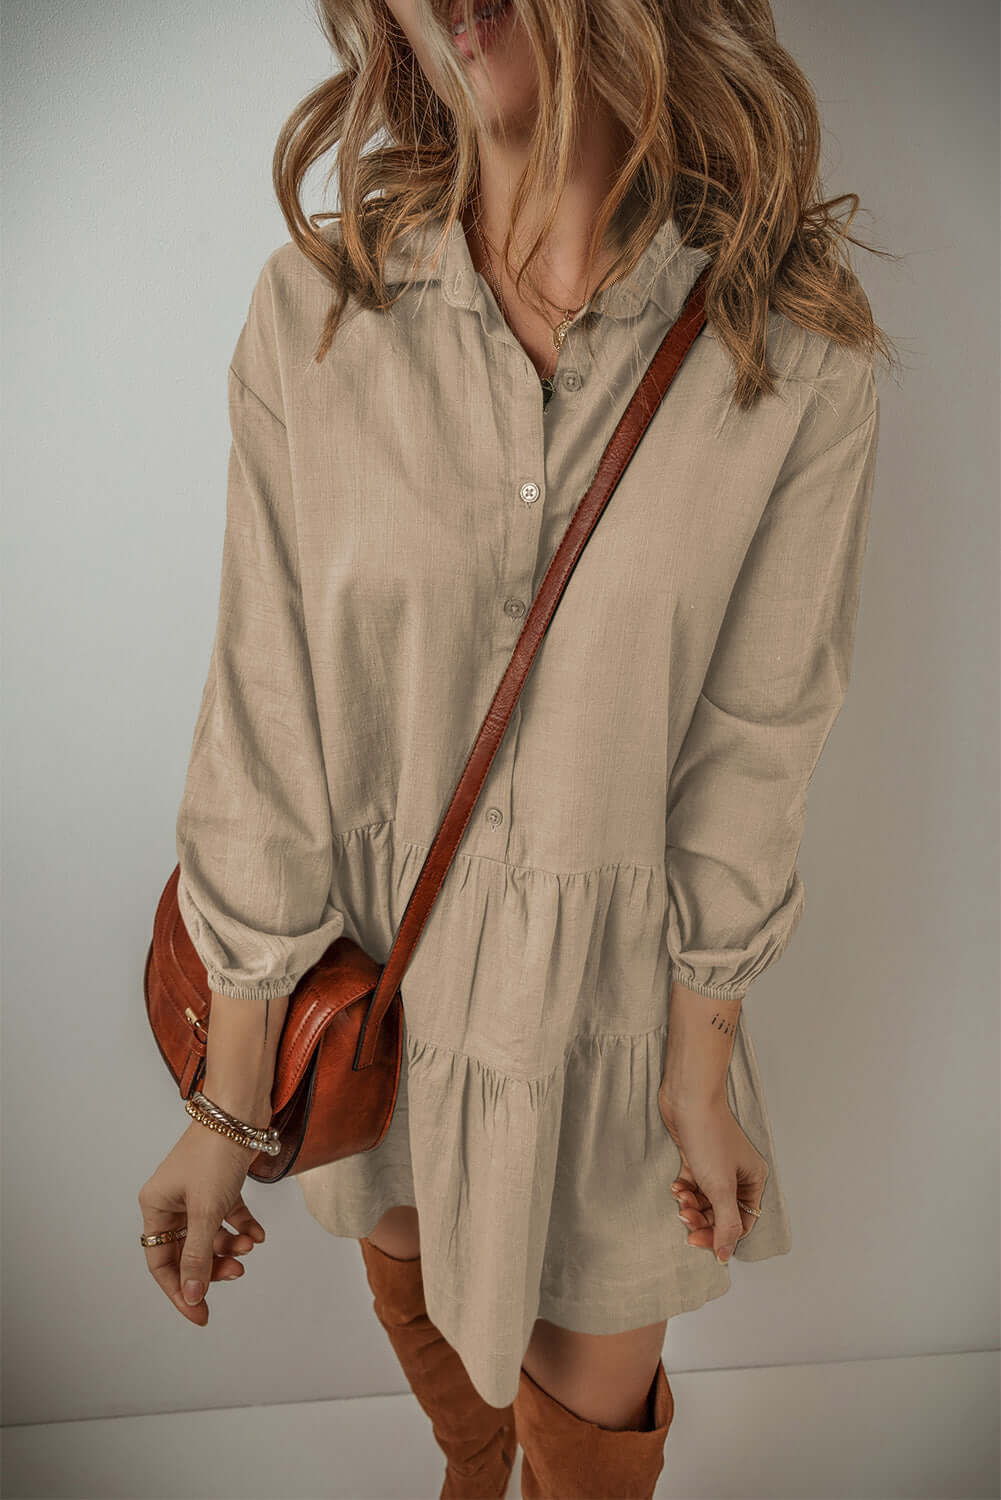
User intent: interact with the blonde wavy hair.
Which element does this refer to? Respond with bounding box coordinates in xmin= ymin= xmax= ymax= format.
xmin=273 ymin=0 xmax=898 ymax=410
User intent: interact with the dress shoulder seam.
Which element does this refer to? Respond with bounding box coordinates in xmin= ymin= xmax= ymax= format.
xmin=228 ymin=362 xmax=287 ymax=431
xmin=811 ymin=401 xmax=878 ymax=463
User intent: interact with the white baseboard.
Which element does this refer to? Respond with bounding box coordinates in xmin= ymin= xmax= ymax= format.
xmin=3 ymin=1350 xmax=997 ymax=1500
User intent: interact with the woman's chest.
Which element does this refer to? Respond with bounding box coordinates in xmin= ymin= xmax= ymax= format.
xmin=283 ymin=301 xmax=804 ymax=636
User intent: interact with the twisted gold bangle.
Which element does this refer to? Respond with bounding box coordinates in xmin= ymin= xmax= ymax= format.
xmin=185 ymin=1094 xmax=281 ymax=1157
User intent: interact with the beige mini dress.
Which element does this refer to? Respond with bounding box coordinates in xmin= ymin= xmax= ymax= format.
xmin=174 ymin=210 xmax=881 ymax=1409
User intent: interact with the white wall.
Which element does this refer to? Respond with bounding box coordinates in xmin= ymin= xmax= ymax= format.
xmin=3 ymin=0 xmax=998 ymax=1439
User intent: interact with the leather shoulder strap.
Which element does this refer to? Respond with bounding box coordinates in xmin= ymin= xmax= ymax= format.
xmin=354 ymin=262 xmax=711 ymax=1067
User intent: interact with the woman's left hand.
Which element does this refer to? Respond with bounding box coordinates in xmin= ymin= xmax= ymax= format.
xmin=657 ymin=1087 xmax=768 ymax=1263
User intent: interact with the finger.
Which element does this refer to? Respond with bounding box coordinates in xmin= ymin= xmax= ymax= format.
xmin=674 ymin=1185 xmax=712 ymax=1214
xmin=670 ymin=1177 xmax=711 ymax=1210
xmin=225 ymin=1198 xmax=266 ymax=1244
xmin=149 ymin=1244 xmax=241 ymax=1307
xmin=209 ymin=1255 xmax=245 ymax=1284
xmin=212 ymin=1225 xmax=258 ymax=1258
xmin=178 ymin=1210 xmax=221 ymax=1312
xmin=669 ymin=1170 xmax=714 ymax=1243
xmin=150 ymin=1253 xmax=211 ymax=1323
xmin=674 ymin=1191 xmax=711 ymax=1233
xmin=668 ymin=1174 xmax=714 ymax=1242
xmin=141 ymin=1236 xmax=210 ymax=1325
xmin=684 ymin=1222 xmax=716 ymax=1251
xmin=139 ymin=1195 xmax=208 ymax=1325
xmin=670 ymin=1163 xmax=720 ymax=1250
xmin=735 ymin=1179 xmax=767 ymax=1242
xmin=673 ymin=1188 xmax=713 ymax=1230
xmin=706 ymin=1184 xmax=745 ymax=1264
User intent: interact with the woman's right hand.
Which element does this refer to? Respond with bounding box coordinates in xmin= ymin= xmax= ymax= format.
xmin=138 ymin=1121 xmax=267 ymax=1325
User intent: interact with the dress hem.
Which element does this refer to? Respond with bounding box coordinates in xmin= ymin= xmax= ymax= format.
xmin=301 ymin=1188 xmax=792 ymax=1323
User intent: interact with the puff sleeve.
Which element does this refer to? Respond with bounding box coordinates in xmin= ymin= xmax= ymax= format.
xmin=174 ymin=260 xmax=345 ymax=1000
xmin=665 ymin=340 xmax=881 ymax=1001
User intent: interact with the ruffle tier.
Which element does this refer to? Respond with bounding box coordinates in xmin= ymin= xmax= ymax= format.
xmin=294 ymin=820 xmax=792 ymax=1409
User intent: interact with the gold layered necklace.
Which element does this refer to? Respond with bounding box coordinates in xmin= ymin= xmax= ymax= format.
xmin=479 ymin=261 xmax=587 ymax=412
xmin=482 ymin=263 xmax=586 ymax=355
xmin=467 ymin=216 xmax=592 ymax=412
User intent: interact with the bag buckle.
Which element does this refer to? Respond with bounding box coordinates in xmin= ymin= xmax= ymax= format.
xmin=184 ymin=1005 xmax=209 ymax=1044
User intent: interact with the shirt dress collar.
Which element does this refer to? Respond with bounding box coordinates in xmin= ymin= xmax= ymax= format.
xmin=383 ymin=208 xmax=710 ymax=325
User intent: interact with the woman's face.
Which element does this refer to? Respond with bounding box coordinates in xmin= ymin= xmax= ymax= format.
xmin=384 ymin=0 xmax=538 ymax=130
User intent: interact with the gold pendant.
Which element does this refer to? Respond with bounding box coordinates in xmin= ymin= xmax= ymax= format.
xmin=553 ymin=311 xmax=573 ymax=350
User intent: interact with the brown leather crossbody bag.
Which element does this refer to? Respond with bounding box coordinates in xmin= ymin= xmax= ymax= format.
xmin=144 ymin=263 xmax=710 ymax=1183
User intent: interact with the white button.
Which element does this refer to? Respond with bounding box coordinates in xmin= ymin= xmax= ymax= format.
xmin=486 ymin=807 xmax=504 ymax=827
xmin=562 ymin=370 xmax=581 ymax=391
xmin=504 ymin=597 xmax=526 ymax=619
xmin=519 ymin=481 xmax=540 ymax=505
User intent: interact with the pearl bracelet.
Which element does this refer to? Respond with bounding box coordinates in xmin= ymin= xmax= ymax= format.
xmin=185 ymin=1088 xmax=282 ymax=1157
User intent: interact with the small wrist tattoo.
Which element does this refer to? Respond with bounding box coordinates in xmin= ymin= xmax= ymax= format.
xmin=710 ymin=1012 xmax=735 ymax=1036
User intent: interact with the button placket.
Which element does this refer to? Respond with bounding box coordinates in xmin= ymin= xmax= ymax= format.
xmin=478 ymin=314 xmax=599 ymax=862
xmin=478 ymin=313 xmax=598 ymax=858
xmin=476 ymin=375 xmax=548 ymax=857
xmin=554 ymin=317 xmax=596 ymax=405
xmin=477 ymin=694 xmax=522 ymax=843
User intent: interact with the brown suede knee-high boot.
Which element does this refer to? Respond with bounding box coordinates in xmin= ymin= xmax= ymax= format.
xmin=358 ymin=1235 xmax=518 ymax=1500
xmin=513 ymin=1357 xmax=674 ymax=1500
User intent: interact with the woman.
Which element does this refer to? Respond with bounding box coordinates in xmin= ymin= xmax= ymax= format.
xmin=139 ymin=1 xmax=893 ymax=1496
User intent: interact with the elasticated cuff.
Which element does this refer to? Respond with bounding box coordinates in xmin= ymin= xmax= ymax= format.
xmin=669 ymin=972 xmax=748 ymax=1003
xmin=205 ymin=969 xmax=302 ymax=1001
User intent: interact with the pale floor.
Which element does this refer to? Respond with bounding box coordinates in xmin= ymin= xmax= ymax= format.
xmin=2 ymin=1351 xmax=997 ymax=1500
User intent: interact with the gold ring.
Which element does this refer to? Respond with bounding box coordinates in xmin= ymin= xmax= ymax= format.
xmin=140 ymin=1225 xmax=189 ymax=1248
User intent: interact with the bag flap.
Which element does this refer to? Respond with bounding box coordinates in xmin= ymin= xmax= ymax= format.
xmin=271 ymin=942 xmax=383 ymax=1114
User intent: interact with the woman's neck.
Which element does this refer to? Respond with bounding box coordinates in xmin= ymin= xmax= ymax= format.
xmin=462 ymin=116 xmax=639 ymax=313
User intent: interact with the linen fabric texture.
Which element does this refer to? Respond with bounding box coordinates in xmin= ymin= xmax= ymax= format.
xmin=174 ymin=210 xmax=880 ymax=1408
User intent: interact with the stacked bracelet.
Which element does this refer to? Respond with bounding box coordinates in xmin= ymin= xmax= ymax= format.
xmin=185 ymin=1089 xmax=282 ymax=1157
